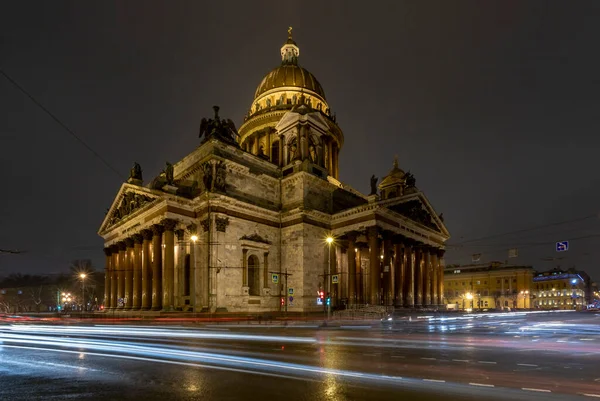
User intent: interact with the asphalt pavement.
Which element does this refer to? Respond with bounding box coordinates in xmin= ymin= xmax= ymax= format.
xmin=0 ymin=310 xmax=598 ymax=400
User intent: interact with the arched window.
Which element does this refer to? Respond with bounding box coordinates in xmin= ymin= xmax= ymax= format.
xmin=248 ymin=255 xmax=260 ymax=296
xmin=271 ymin=140 xmax=280 ymax=165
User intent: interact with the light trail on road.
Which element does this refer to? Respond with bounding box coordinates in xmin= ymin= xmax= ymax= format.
xmin=1 ymin=312 xmax=599 ymax=400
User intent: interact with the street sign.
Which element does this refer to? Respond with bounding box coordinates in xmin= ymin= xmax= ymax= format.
xmin=317 ymin=298 xmax=323 ymax=305
xmin=332 ymin=274 xmax=339 ymax=284
xmin=271 ymin=273 xmax=279 ymax=283
xmin=288 ymin=288 xmax=294 ymax=295
xmin=289 ymin=296 xmax=293 ymax=302
xmin=556 ymin=241 xmax=569 ymax=252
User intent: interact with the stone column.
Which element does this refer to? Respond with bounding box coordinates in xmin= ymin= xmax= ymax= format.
xmin=423 ymin=248 xmax=431 ymax=306
xmin=242 ymin=249 xmax=248 ymax=286
xmin=278 ymin=135 xmax=284 ymax=167
xmin=267 ymin=130 xmax=272 ymax=162
xmin=141 ymin=229 xmax=153 ymax=310
xmin=430 ymin=250 xmax=438 ymax=306
xmin=151 ymin=224 xmax=164 ymax=311
xmin=103 ymin=248 xmax=111 ymax=309
xmin=263 ymin=252 xmax=269 ymax=289
xmin=110 ymin=245 xmax=118 ymax=309
xmin=117 ymin=242 xmax=126 ymax=309
xmin=367 ymin=227 xmax=380 ymax=305
xmin=327 ymin=140 xmax=333 ymax=176
xmin=383 ymin=236 xmax=392 ymax=305
xmin=132 ymin=234 xmax=143 ymax=310
xmin=356 ymin=248 xmax=363 ymax=303
xmin=174 ymin=230 xmax=184 ymax=308
xmin=347 ymin=234 xmax=357 ymax=305
xmin=404 ymin=242 xmax=414 ymax=307
xmin=123 ymin=238 xmax=134 ymax=309
xmin=416 ymin=247 xmax=425 ymax=306
xmin=438 ymin=249 xmax=445 ymax=305
xmin=394 ymin=241 xmax=404 ymax=306
xmin=333 ymin=145 xmax=338 ymax=179
xmin=162 ymin=219 xmax=177 ymax=311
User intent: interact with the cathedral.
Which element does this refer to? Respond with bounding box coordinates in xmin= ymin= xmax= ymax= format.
xmin=98 ymin=29 xmax=450 ymax=314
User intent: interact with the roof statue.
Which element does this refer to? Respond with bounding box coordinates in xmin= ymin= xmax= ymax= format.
xmin=199 ymin=106 xmax=239 ymax=147
xmin=164 ymin=162 xmax=174 ymax=185
xmin=404 ymin=171 xmax=416 ymax=188
xmin=129 ymin=162 xmax=143 ymax=181
xmin=370 ymin=175 xmax=378 ymax=195
xmin=288 ymin=26 xmax=293 ymax=39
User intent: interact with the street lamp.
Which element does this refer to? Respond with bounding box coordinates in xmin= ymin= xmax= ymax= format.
xmin=520 ymin=290 xmax=530 ymax=309
xmin=79 ymin=273 xmax=86 ymax=312
xmin=326 ymin=236 xmax=334 ymax=320
xmin=465 ymin=292 xmax=473 ymax=311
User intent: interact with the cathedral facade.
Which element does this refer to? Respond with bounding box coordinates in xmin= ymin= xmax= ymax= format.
xmin=98 ymin=29 xmax=450 ymax=313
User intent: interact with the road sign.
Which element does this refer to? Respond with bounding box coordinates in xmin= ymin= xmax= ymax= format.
xmin=289 ymin=296 xmax=293 ymax=302
xmin=271 ymin=273 xmax=279 ymax=283
xmin=556 ymin=241 xmax=569 ymax=252
xmin=332 ymin=275 xmax=339 ymax=284
xmin=288 ymin=288 xmax=294 ymax=295
xmin=317 ymin=298 xmax=323 ymax=305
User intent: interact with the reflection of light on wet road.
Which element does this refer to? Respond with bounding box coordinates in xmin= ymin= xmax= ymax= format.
xmin=1 ymin=317 xmax=600 ymax=399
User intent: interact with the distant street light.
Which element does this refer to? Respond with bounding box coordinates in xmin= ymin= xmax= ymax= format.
xmin=326 ymin=236 xmax=334 ymax=320
xmin=80 ymin=273 xmax=87 ymax=312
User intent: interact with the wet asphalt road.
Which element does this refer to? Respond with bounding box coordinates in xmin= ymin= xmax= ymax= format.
xmin=0 ymin=311 xmax=599 ymax=400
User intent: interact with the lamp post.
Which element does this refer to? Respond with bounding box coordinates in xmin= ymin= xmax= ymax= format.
xmin=191 ymin=234 xmax=198 ymax=310
xmin=520 ymin=290 xmax=530 ymax=309
xmin=79 ymin=273 xmax=86 ymax=312
xmin=465 ymin=292 xmax=473 ymax=311
xmin=326 ymin=236 xmax=334 ymax=320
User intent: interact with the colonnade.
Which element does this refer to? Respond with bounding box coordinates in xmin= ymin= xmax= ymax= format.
xmin=344 ymin=228 xmax=445 ymax=307
xmin=241 ymin=129 xmax=340 ymax=179
xmin=103 ymin=219 xmax=179 ymax=311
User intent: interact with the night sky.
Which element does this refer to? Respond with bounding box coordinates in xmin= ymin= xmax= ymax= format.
xmin=1 ymin=1 xmax=599 ymax=280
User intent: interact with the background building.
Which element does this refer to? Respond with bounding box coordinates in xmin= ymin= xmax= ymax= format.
xmin=98 ymin=30 xmax=450 ymax=314
xmin=444 ymin=262 xmax=534 ymax=310
xmin=532 ymin=268 xmax=587 ymax=310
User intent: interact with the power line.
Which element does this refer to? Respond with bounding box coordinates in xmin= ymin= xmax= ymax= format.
xmin=452 ymin=232 xmax=600 ymax=259
xmin=449 ymin=214 xmax=597 ymax=247
xmin=0 ymin=68 xmax=124 ymax=180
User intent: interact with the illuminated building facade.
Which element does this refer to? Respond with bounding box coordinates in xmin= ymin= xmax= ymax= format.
xmin=98 ymin=29 xmax=449 ymax=313
xmin=532 ymin=268 xmax=587 ymax=310
xmin=444 ymin=262 xmax=534 ymax=310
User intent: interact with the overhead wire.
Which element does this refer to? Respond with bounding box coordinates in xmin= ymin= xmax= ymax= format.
xmin=0 ymin=68 xmax=125 ymax=180
xmin=448 ymin=214 xmax=597 ymax=247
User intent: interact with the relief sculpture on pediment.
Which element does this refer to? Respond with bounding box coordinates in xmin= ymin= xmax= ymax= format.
xmin=108 ymin=192 xmax=154 ymax=227
xmin=391 ymin=200 xmax=440 ymax=232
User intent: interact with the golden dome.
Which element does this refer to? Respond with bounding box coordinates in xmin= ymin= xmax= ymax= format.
xmin=254 ymin=64 xmax=326 ymax=100
xmin=245 ymin=27 xmax=330 ymax=119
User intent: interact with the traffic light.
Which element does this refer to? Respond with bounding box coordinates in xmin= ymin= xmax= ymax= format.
xmin=319 ymin=291 xmax=324 ymax=300
xmin=326 ymin=293 xmax=331 ymax=306
xmin=280 ymin=297 xmax=285 ymax=306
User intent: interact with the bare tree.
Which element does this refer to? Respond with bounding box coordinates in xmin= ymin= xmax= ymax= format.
xmin=29 ymin=286 xmax=44 ymax=312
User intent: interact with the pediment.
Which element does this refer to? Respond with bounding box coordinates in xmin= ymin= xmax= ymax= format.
xmin=98 ymin=184 xmax=162 ymax=234
xmin=384 ymin=193 xmax=449 ymax=237
xmin=239 ymin=233 xmax=272 ymax=245
xmin=275 ymin=109 xmax=330 ymax=134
